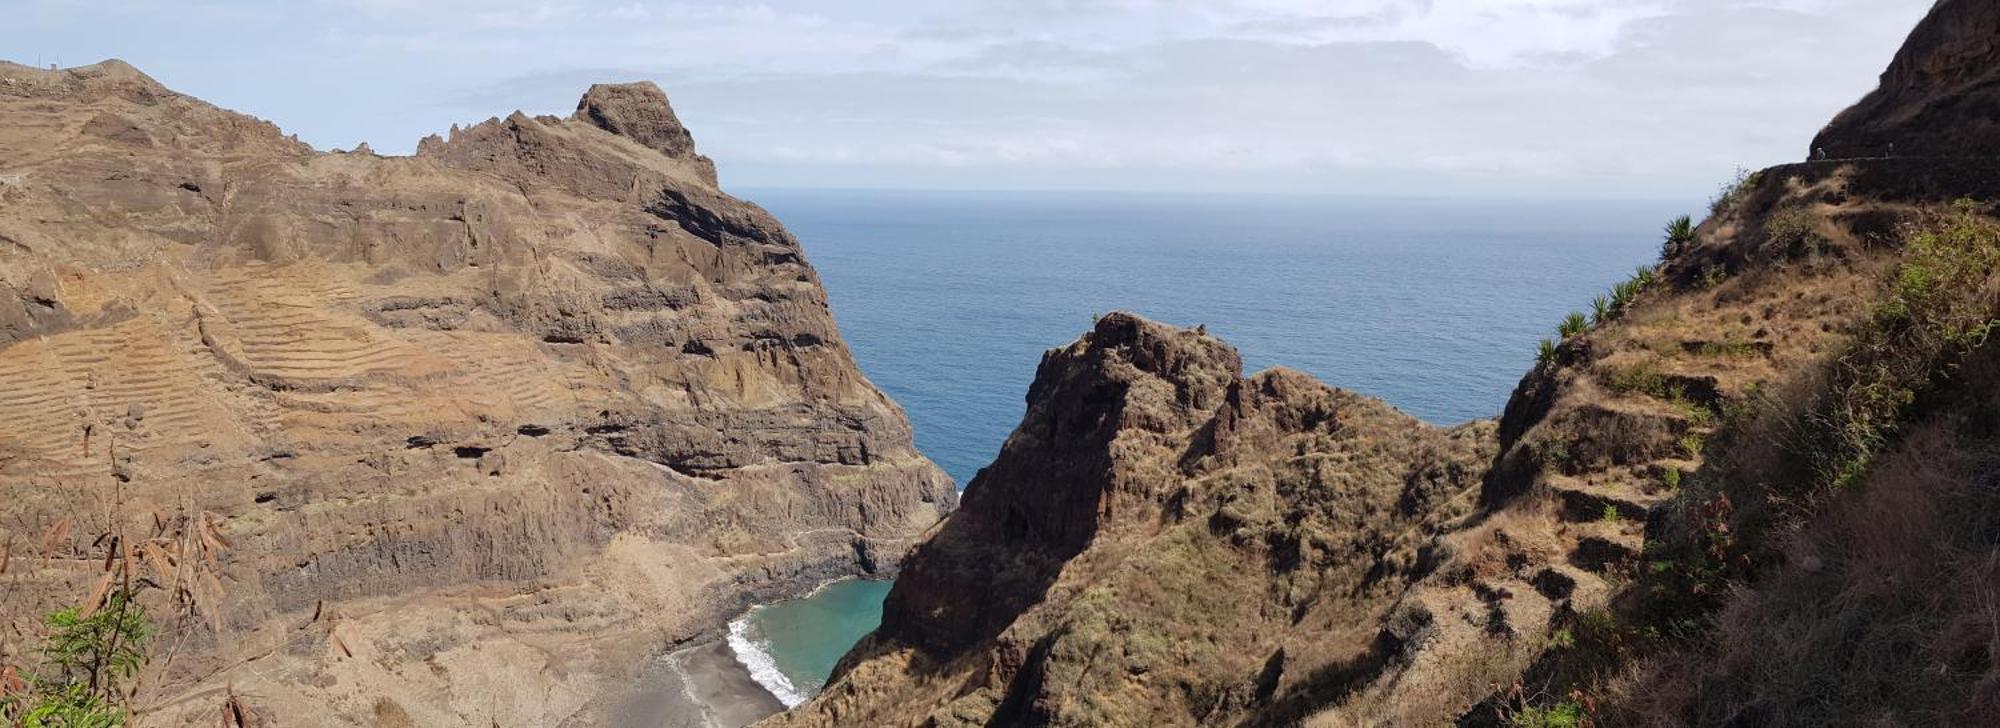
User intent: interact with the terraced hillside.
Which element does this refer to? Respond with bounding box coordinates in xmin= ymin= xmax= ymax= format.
xmin=0 ymin=60 xmax=954 ymax=725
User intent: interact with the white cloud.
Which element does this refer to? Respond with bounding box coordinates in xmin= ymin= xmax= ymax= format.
xmin=0 ymin=0 xmax=1936 ymax=197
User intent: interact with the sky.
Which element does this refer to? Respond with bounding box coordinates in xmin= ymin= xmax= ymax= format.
xmin=3 ymin=0 xmax=1933 ymax=199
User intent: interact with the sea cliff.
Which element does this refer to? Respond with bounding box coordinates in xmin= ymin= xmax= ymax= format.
xmin=0 ymin=62 xmax=954 ymax=725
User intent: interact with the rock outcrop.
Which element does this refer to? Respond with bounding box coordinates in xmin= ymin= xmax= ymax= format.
xmin=772 ymin=313 xmax=1495 ymax=727
xmin=779 ymin=2 xmax=2000 ymax=725
xmin=1811 ymin=0 xmax=2000 ymax=158
xmin=0 ymin=61 xmax=953 ymax=725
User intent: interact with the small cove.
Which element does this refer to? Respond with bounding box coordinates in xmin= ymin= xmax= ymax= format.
xmin=725 ymin=578 xmax=895 ymax=706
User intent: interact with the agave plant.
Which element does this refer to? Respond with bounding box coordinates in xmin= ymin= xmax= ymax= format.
xmin=1536 ymin=338 xmax=1560 ymax=365
xmin=1663 ymin=215 xmax=1696 ymax=258
xmin=1610 ymin=279 xmax=1641 ymax=312
xmin=1558 ymin=312 xmax=1589 ymax=339
xmin=1590 ymin=295 xmax=1611 ymax=325
xmin=1633 ymin=264 xmax=1659 ymax=289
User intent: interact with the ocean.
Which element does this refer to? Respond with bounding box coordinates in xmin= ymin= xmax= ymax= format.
xmin=725 ymin=189 xmax=1691 ymax=702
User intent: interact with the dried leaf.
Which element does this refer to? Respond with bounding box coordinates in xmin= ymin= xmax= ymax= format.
xmin=200 ymin=569 xmax=227 ymax=631
xmin=41 ymin=518 xmax=71 ymax=554
xmin=80 ymin=570 xmax=115 ymax=618
xmin=328 ymin=625 xmax=352 ymax=659
xmin=141 ymin=542 xmax=174 ymax=583
xmin=220 ymin=687 xmax=250 ymax=728
xmin=203 ymin=513 xmax=234 ymax=550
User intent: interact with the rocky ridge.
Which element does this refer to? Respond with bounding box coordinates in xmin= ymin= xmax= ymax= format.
xmin=771 ymin=313 xmax=1495 ymax=726
xmin=0 ymin=60 xmax=954 ymax=726
xmin=777 ymin=1 xmax=2000 ymax=725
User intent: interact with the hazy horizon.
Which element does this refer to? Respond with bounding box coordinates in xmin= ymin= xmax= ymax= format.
xmin=5 ymin=0 xmax=1929 ymax=200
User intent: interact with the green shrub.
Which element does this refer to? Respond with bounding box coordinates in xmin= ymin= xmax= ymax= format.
xmin=1512 ymin=700 xmax=1589 ymax=728
xmin=1678 ymin=432 xmax=1705 ymax=459
xmin=1663 ymin=215 xmax=1696 ymax=258
xmin=1812 ymin=199 xmax=1999 ymax=489
xmin=1549 ymin=628 xmax=1575 ymax=650
xmin=1708 ymin=167 xmax=1762 ymax=218
xmin=1 ymin=589 xmax=151 ymax=728
xmin=1537 ymin=338 xmax=1560 ymax=365
xmin=1695 ymin=339 xmax=1760 ymax=358
xmin=1590 ymin=296 xmax=1611 ymax=325
xmin=1632 ymin=265 xmax=1659 ymax=289
xmin=1603 ymin=364 xmax=1666 ymax=396
xmin=1663 ymin=468 xmax=1682 ymax=490
xmin=1761 ymin=206 xmax=1825 ymax=257
xmin=1558 ymin=312 xmax=1589 ymax=340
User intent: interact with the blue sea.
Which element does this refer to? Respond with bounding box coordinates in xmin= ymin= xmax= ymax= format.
xmin=723 ymin=189 xmax=1691 ymax=703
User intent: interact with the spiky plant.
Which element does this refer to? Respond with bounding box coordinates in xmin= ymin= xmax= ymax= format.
xmin=1663 ymin=215 xmax=1696 ymax=258
xmin=1633 ymin=264 xmax=1659 ymax=289
xmin=1558 ymin=312 xmax=1589 ymax=339
xmin=1611 ymin=279 xmax=1641 ymax=313
xmin=1590 ymin=295 xmax=1611 ymax=325
xmin=1536 ymin=338 xmax=1560 ymax=365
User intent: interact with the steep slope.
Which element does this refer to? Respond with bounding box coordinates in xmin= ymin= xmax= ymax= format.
xmin=772 ymin=313 xmax=1495 ymax=727
xmin=781 ymin=2 xmax=2000 ymax=725
xmin=0 ymin=61 xmax=954 ymax=725
xmin=1812 ymin=0 xmax=2000 ymax=158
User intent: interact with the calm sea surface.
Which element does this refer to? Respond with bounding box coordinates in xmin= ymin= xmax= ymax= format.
xmin=728 ymin=189 xmax=1690 ymax=701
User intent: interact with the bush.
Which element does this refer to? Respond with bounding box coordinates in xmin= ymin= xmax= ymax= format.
xmin=1590 ymin=296 xmax=1611 ymax=326
xmin=1662 ymin=215 xmax=1696 ymax=259
xmin=1537 ymin=338 xmax=1560 ymax=365
xmin=0 ymin=589 xmax=150 ymax=728
xmin=1602 ymin=364 xmax=1666 ymax=396
xmin=1512 ymin=700 xmax=1590 ymax=728
xmin=1708 ymin=168 xmax=1762 ymax=218
xmin=1559 ymin=312 xmax=1589 ymax=340
xmin=1760 ymin=206 xmax=1825 ymax=258
xmin=1812 ymin=199 xmax=1999 ymax=488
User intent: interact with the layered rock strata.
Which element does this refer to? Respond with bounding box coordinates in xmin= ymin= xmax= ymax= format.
xmin=0 ymin=61 xmax=954 ymax=726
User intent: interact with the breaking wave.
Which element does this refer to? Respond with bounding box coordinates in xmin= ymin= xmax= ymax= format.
xmin=726 ymin=612 xmax=807 ymax=708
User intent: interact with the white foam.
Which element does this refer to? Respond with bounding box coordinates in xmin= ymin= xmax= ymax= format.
xmin=725 ymin=611 xmax=808 ymax=708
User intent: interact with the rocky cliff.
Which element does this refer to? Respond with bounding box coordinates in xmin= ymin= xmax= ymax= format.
xmin=771 ymin=313 xmax=1495 ymax=726
xmin=1812 ymin=0 xmax=2000 ymax=159
xmin=779 ymin=1 xmax=2000 ymax=725
xmin=0 ymin=61 xmax=954 ymax=725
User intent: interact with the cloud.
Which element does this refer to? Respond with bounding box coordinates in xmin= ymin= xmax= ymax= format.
xmin=0 ymin=0 xmax=1935 ymax=197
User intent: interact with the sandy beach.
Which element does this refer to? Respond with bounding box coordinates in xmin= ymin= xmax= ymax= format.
xmin=609 ymin=640 xmax=786 ymax=728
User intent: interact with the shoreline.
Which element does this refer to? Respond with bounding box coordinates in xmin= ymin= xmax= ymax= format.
xmin=611 ymin=639 xmax=786 ymax=728
xmin=603 ymin=576 xmax=895 ymax=727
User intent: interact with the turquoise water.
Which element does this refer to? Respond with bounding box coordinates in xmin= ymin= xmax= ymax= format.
xmin=729 ymin=191 xmax=1691 ymax=702
xmin=728 ymin=579 xmax=893 ymax=705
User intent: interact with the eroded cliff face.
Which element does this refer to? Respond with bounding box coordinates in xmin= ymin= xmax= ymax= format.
xmin=781 ymin=2 xmax=2000 ymax=725
xmin=772 ymin=313 xmax=1495 ymax=727
xmin=1811 ymin=0 xmax=2000 ymax=158
xmin=0 ymin=60 xmax=954 ymax=725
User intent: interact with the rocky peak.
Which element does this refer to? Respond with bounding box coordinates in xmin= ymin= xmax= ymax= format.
xmin=572 ymin=81 xmax=719 ymax=184
xmin=787 ymin=314 xmax=1494 ymax=727
xmin=1811 ymin=0 xmax=2000 ymax=158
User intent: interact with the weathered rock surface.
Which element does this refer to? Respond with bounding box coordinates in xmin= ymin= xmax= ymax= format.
xmin=0 ymin=60 xmax=953 ymax=726
xmin=777 ymin=3 xmax=2000 ymax=726
xmin=1812 ymin=0 xmax=2000 ymax=158
xmin=771 ymin=313 xmax=1494 ymax=727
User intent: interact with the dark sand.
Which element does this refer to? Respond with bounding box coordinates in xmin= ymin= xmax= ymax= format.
xmin=610 ymin=640 xmax=785 ymax=728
